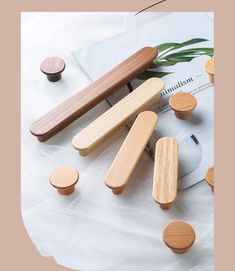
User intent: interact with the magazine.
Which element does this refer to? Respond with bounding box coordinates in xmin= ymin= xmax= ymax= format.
xmin=72 ymin=12 xmax=214 ymax=190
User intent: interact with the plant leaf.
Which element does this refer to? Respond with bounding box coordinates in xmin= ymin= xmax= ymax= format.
xmin=156 ymin=38 xmax=209 ymax=56
xmin=137 ymin=70 xmax=172 ymax=80
xmin=153 ymin=59 xmax=176 ymax=67
xmin=165 ymin=48 xmax=214 ymax=59
xmin=155 ymin=43 xmax=178 ymax=54
xmin=165 ymin=56 xmax=196 ymax=63
xmin=171 ymin=38 xmax=209 ymax=50
xmin=149 ymin=39 xmax=214 ymax=80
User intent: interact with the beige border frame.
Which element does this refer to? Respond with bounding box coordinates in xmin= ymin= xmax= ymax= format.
xmin=1 ymin=0 xmax=232 ymax=270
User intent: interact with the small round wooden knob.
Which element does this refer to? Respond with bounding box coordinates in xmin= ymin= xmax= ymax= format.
xmin=49 ymin=165 xmax=79 ymax=195
xmin=163 ymin=221 xmax=196 ymax=254
xmin=205 ymin=59 xmax=214 ymax=83
xmin=40 ymin=57 xmax=65 ymax=82
xmin=205 ymin=166 xmax=214 ymax=192
xmin=169 ymin=92 xmax=197 ymax=119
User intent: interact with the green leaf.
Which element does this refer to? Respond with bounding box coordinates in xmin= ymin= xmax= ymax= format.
xmin=153 ymin=59 xmax=176 ymax=67
xmin=165 ymin=56 xmax=196 ymax=63
xmin=137 ymin=70 xmax=172 ymax=80
xmin=156 ymin=38 xmax=209 ymax=56
xmin=149 ymin=38 xmax=214 ymax=80
xmin=153 ymin=55 xmax=197 ymax=67
xmin=155 ymin=43 xmax=178 ymax=54
xmin=172 ymin=38 xmax=209 ymax=50
xmin=165 ymin=48 xmax=214 ymax=59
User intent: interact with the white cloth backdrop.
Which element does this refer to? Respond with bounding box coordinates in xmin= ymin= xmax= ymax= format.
xmin=21 ymin=12 xmax=214 ymax=270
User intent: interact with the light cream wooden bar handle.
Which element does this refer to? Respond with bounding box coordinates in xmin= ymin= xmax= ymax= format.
xmin=105 ymin=111 xmax=158 ymax=195
xmin=72 ymin=78 xmax=165 ymax=156
xmin=153 ymin=137 xmax=178 ymax=210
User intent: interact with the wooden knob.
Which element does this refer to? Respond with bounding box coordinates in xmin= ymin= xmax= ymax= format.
xmin=169 ymin=92 xmax=197 ymax=119
xmin=40 ymin=57 xmax=65 ymax=82
xmin=205 ymin=59 xmax=214 ymax=83
xmin=163 ymin=221 xmax=196 ymax=254
xmin=49 ymin=165 xmax=79 ymax=195
xmin=205 ymin=166 xmax=214 ymax=192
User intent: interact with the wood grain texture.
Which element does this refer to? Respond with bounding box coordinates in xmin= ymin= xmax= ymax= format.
xmin=163 ymin=221 xmax=196 ymax=254
xmin=169 ymin=92 xmax=197 ymax=119
xmin=205 ymin=58 xmax=214 ymax=83
xmin=205 ymin=166 xmax=214 ymax=192
xmin=105 ymin=111 xmax=158 ymax=194
xmin=31 ymin=47 xmax=158 ymax=141
xmin=72 ymin=78 xmax=165 ymax=156
xmin=49 ymin=165 xmax=79 ymax=195
xmin=152 ymin=137 xmax=178 ymax=209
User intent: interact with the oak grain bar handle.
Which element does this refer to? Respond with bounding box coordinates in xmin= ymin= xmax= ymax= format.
xmin=152 ymin=137 xmax=178 ymax=210
xmin=30 ymin=47 xmax=158 ymax=142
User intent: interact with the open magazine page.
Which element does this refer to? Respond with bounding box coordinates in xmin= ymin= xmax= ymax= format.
xmin=72 ymin=12 xmax=214 ymax=190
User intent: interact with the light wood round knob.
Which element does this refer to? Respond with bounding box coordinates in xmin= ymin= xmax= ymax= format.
xmin=205 ymin=59 xmax=214 ymax=83
xmin=205 ymin=166 xmax=214 ymax=192
xmin=49 ymin=165 xmax=79 ymax=195
xmin=40 ymin=57 xmax=65 ymax=82
xmin=169 ymin=92 xmax=197 ymax=119
xmin=163 ymin=221 xmax=196 ymax=254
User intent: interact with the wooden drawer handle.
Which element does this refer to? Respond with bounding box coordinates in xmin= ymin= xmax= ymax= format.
xmin=30 ymin=47 xmax=158 ymax=142
xmin=49 ymin=165 xmax=79 ymax=195
xmin=205 ymin=166 xmax=214 ymax=192
xmin=72 ymin=78 xmax=165 ymax=156
xmin=105 ymin=111 xmax=158 ymax=195
xmin=169 ymin=92 xmax=197 ymax=120
xmin=205 ymin=58 xmax=214 ymax=83
xmin=40 ymin=57 xmax=66 ymax=82
xmin=153 ymin=137 xmax=178 ymax=210
xmin=163 ymin=221 xmax=196 ymax=254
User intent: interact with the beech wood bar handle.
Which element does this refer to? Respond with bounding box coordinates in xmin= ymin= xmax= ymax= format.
xmin=105 ymin=111 xmax=158 ymax=195
xmin=72 ymin=78 xmax=165 ymax=156
xmin=30 ymin=47 xmax=158 ymax=142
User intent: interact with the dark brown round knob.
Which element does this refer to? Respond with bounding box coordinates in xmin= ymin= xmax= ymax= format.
xmin=49 ymin=165 xmax=79 ymax=195
xmin=169 ymin=92 xmax=197 ymax=119
xmin=40 ymin=57 xmax=65 ymax=82
xmin=163 ymin=221 xmax=196 ymax=254
xmin=205 ymin=166 xmax=214 ymax=192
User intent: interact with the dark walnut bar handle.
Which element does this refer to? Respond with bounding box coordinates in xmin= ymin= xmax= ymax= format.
xmin=30 ymin=47 xmax=158 ymax=142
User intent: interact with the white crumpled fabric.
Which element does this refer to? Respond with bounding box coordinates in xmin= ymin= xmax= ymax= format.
xmin=21 ymin=12 xmax=214 ymax=270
